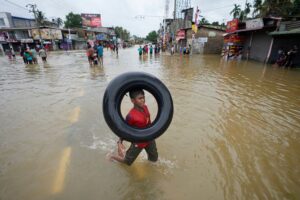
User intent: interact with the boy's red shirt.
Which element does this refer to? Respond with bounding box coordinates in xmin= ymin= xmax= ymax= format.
xmin=126 ymin=105 xmax=151 ymax=148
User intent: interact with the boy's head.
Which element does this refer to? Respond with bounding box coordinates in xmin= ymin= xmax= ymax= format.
xmin=129 ymin=88 xmax=145 ymax=108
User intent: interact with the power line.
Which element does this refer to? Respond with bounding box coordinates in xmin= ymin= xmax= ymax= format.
xmin=3 ymin=0 xmax=29 ymax=11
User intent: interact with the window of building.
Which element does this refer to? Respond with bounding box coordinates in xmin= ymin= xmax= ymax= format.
xmin=0 ymin=18 xmax=5 ymax=26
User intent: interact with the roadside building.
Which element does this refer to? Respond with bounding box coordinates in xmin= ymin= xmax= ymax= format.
xmin=188 ymin=24 xmax=225 ymax=54
xmin=0 ymin=12 xmax=60 ymax=54
xmin=268 ymin=20 xmax=300 ymax=66
xmin=223 ymin=18 xmax=280 ymax=62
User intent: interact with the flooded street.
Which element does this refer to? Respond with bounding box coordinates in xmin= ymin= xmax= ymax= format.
xmin=0 ymin=47 xmax=300 ymax=200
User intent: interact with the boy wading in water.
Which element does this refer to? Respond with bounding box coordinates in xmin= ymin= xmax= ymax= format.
xmin=109 ymin=89 xmax=158 ymax=165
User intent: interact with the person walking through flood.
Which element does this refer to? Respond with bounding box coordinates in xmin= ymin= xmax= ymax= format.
xmin=86 ymin=44 xmax=95 ymax=65
xmin=10 ymin=47 xmax=16 ymax=60
xmin=150 ymin=45 xmax=153 ymax=55
xmin=116 ymin=43 xmax=119 ymax=56
xmin=31 ymin=48 xmax=38 ymax=64
xmin=284 ymin=45 xmax=298 ymax=67
xmin=24 ymin=49 xmax=33 ymax=65
xmin=108 ymin=88 xmax=158 ymax=166
xmin=39 ymin=47 xmax=47 ymax=63
xmin=5 ymin=48 xmax=12 ymax=60
xmin=97 ymin=42 xmax=104 ymax=66
xmin=20 ymin=46 xmax=27 ymax=64
xmin=138 ymin=46 xmax=143 ymax=56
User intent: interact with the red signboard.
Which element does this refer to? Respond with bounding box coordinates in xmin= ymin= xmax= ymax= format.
xmin=81 ymin=13 xmax=102 ymax=28
xmin=226 ymin=19 xmax=239 ymax=33
xmin=224 ymin=34 xmax=244 ymax=43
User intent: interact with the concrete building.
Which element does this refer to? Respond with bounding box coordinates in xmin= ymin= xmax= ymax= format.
xmin=223 ymin=17 xmax=300 ymax=66
xmin=187 ymin=25 xmax=225 ymax=54
xmin=223 ymin=18 xmax=280 ymax=62
xmin=268 ymin=20 xmax=300 ymax=65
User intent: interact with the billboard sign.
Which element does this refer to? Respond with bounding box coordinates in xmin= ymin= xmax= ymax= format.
xmin=246 ymin=18 xmax=264 ymax=29
xmin=81 ymin=13 xmax=102 ymax=28
xmin=31 ymin=29 xmax=63 ymax=40
xmin=96 ymin=34 xmax=106 ymax=40
xmin=226 ymin=19 xmax=239 ymax=33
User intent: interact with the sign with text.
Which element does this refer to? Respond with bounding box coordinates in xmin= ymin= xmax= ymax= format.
xmin=81 ymin=13 xmax=102 ymax=28
xmin=31 ymin=29 xmax=63 ymax=40
xmin=226 ymin=19 xmax=239 ymax=33
xmin=246 ymin=18 xmax=264 ymax=29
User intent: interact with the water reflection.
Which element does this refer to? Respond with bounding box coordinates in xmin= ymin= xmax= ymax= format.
xmin=24 ymin=64 xmax=40 ymax=74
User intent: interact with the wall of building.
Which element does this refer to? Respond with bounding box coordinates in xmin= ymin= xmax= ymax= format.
xmin=191 ymin=27 xmax=224 ymax=54
xmin=12 ymin=17 xmax=36 ymax=28
xmin=0 ymin=12 xmax=13 ymax=28
xmin=14 ymin=30 xmax=30 ymax=40
xmin=242 ymin=30 xmax=272 ymax=62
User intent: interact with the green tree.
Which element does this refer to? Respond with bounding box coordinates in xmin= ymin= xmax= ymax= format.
xmin=114 ymin=26 xmax=130 ymax=41
xmin=145 ymin=31 xmax=158 ymax=43
xmin=211 ymin=21 xmax=220 ymax=26
xmin=291 ymin=0 xmax=300 ymax=16
xmin=258 ymin=0 xmax=293 ymax=17
xmin=56 ymin=17 xmax=63 ymax=27
xmin=36 ymin=10 xmax=46 ymax=26
xmin=239 ymin=10 xmax=245 ymax=21
xmin=244 ymin=2 xmax=252 ymax=19
xmin=64 ymin=12 xmax=82 ymax=28
xmin=252 ymin=0 xmax=262 ymax=17
xmin=230 ymin=4 xmax=241 ymax=19
xmin=199 ymin=17 xmax=209 ymax=24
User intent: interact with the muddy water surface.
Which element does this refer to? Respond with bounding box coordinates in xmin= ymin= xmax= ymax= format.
xmin=0 ymin=48 xmax=299 ymax=200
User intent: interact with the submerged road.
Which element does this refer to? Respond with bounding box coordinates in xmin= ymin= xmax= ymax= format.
xmin=0 ymin=47 xmax=300 ymax=199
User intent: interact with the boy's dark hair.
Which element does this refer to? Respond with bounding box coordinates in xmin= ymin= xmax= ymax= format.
xmin=129 ymin=88 xmax=144 ymax=99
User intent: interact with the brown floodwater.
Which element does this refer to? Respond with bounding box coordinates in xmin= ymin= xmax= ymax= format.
xmin=0 ymin=47 xmax=299 ymax=200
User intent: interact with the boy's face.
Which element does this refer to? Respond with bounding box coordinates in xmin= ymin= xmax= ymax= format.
xmin=131 ymin=94 xmax=145 ymax=108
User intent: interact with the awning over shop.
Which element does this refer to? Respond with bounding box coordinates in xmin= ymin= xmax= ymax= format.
xmin=223 ymin=27 xmax=264 ymax=36
xmin=269 ymin=28 xmax=300 ymax=35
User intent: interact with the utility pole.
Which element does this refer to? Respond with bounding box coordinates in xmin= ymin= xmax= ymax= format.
xmin=174 ymin=0 xmax=177 ymax=19
xmin=26 ymin=4 xmax=42 ymax=47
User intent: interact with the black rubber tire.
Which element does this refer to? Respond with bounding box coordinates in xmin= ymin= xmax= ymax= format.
xmin=102 ymin=72 xmax=173 ymax=142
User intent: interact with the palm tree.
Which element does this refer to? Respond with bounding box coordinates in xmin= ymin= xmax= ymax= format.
xmin=252 ymin=0 xmax=262 ymax=17
xmin=291 ymin=0 xmax=300 ymax=16
xmin=56 ymin=18 xmax=63 ymax=27
xmin=230 ymin=4 xmax=241 ymax=19
xmin=244 ymin=2 xmax=252 ymax=19
xmin=239 ymin=10 xmax=245 ymax=21
xmin=263 ymin=0 xmax=292 ymax=17
xmin=199 ymin=17 xmax=209 ymax=24
xmin=36 ymin=10 xmax=46 ymax=26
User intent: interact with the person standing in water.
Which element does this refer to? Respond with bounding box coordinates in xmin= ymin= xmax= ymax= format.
xmin=138 ymin=46 xmax=143 ymax=56
xmin=97 ymin=42 xmax=104 ymax=66
xmin=109 ymin=89 xmax=158 ymax=166
xmin=86 ymin=44 xmax=95 ymax=65
xmin=150 ymin=45 xmax=153 ymax=55
xmin=39 ymin=47 xmax=47 ymax=63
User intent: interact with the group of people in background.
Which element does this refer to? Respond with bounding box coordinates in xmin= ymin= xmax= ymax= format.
xmin=5 ymin=44 xmax=47 ymax=65
xmin=171 ymin=45 xmax=191 ymax=55
xmin=138 ymin=44 xmax=160 ymax=56
xmin=276 ymin=45 xmax=298 ymax=67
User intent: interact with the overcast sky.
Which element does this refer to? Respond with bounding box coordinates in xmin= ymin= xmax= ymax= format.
xmin=1 ymin=0 xmax=248 ymax=37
